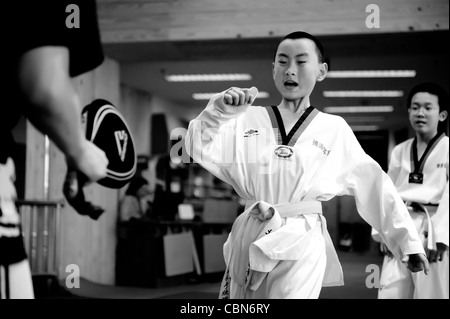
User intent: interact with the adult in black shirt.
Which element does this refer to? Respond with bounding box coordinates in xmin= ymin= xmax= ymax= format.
xmin=1 ymin=0 xmax=108 ymax=298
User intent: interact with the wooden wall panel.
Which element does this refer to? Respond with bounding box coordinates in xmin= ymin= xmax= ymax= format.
xmin=57 ymin=63 xmax=97 ymax=284
xmin=120 ymin=85 xmax=153 ymax=156
xmin=86 ymin=58 xmax=120 ymax=284
xmin=24 ymin=125 xmax=46 ymax=199
xmin=97 ymin=0 xmax=449 ymax=43
xmin=25 ymin=58 xmax=121 ymax=285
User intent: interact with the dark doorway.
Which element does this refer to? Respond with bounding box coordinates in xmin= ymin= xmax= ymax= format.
xmin=355 ymin=130 xmax=389 ymax=172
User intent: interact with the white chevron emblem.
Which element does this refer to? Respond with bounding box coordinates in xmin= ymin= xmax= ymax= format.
xmin=114 ymin=130 xmax=128 ymax=162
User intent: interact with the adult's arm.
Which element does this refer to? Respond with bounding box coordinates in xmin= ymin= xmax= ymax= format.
xmin=16 ymin=46 xmax=108 ymax=181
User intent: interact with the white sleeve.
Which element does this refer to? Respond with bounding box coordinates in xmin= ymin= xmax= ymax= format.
xmin=185 ymin=90 xmax=249 ymax=185
xmin=387 ymin=145 xmax=402 ymax=183
xmin=338 ymin=122 xmax=425 ymax=259
xmin=371 ymin=144 xmax=402 ymax=243
xmin=433 ymin=181 xmax=449 ymax=246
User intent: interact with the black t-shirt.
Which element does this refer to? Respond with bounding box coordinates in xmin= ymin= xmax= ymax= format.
xmin=1 ymin=0 xmax=104 ymax=163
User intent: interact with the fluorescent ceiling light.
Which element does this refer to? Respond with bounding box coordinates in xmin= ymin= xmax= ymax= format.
xmin=345 ymin=116 xmax=386 ymax=122
xmin=323 ymin=90 xmax=403 ymax=98
xmin=192 ymin=93 xmax=217 ymax=100
xmin=255 ymin=91 xmax=270 ymax=99
xmin=350 ymin=125 xmax=380 ymax=131
xmin=327 ymin=70 xmax=416 ymax=78
xmin=323 ymin=106 xmax=394 ymax=113
xmin=165 ymin=73 xmax=252 ymax=82
xmin=193 ymin=91 xmax=270 ymax=100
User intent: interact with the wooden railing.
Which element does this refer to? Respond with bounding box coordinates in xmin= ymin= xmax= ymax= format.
xmin=17 ymin=200 xmax=64 ymax=278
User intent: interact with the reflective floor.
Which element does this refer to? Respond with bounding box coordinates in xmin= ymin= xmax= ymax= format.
xmin=34 ymin=247 xmax=383 ymax=299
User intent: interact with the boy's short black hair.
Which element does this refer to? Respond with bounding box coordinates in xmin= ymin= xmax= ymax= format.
xmin=407 ymin=82 xmax=449 ymax=134
xmin=406 ymin=82 xmax=449 ymax=113
xmin=274 ymin=31 xmax=326 ymax=63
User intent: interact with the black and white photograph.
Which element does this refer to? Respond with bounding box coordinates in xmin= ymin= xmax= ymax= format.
xmin=1 ymin=0 xmax=448 ymax=310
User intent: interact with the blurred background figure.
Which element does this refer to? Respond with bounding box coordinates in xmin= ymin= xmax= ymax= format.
xmin=374 ymin=82 xmax=449 ymax=299
xmin=119 ymin=176 xmax=152 ymax=222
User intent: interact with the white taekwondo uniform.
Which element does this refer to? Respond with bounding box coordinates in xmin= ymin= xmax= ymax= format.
xmin=185 ymin=91 xmax=425 ymax=299
xmin=375 ymin=134 xmax=449 ymax=299
xmin=0 ymin=158 xmax=34 ymax=299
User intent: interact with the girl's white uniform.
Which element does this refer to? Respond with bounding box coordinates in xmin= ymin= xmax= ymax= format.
xmin=376 ymin=134 xmax=449 ymax=299
xmin=185 ymin=92 xmax=425 ymax=299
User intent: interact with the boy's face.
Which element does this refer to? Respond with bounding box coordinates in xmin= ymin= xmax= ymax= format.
xmin=272 ymin=38 xmax=327 ymax=101
xmin=408 ymin=92 xmax=447 ymax=136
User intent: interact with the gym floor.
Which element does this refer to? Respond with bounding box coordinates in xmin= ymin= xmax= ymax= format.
xmin=35 ymin=247 xmax=383 ymax=299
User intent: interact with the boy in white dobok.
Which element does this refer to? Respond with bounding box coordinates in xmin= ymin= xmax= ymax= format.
xmin=185 ymin=31 xmax=429 ymax=299
xmin=374 ymin=83 xmax=449 ymax=299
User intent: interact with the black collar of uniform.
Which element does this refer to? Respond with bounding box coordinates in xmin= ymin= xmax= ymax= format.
xmin=411 ymin=132 xmax=445 ymax=173
xmin=268 ymin=105 xmax=316 ymax=145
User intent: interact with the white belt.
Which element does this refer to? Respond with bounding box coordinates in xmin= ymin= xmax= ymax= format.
xmin=406 ymin=202 xmax=438 ymax=251
xmin=222 ymin=200 xmax=343 ymax=297
xmin=245 ymin=200 xmax=323 ymax=218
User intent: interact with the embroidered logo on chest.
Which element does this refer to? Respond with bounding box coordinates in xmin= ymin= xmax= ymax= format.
xmin=312 ymin=139 xmax=331 ymax=156
xmin=437 ymin=163 xmax=448 ymax=169
xmin=274 ymin=145 xmax=294 ymax=159
xmin=244 ymin=129 xmax=259 ymax=137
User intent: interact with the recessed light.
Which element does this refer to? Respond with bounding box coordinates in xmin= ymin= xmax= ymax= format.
xmin=327 ymin=70 xmax=416 ymax=78
xmin=323 ymin=91 xmax=403 ymax=98
xmin=323 ymin=106 xmax=394 ymax=113
xmin=350 ymin=125 xmax=381 ymax=131
xmin=165 ymin=73 xmax=252 ymax=82
xmin=193 ymin=91 xmax=270 ymax=100
xmin=345 ymin=116 xmax=386 ymax=122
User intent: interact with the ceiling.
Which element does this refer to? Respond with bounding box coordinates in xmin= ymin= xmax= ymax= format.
xmin=104 ymin=30 xmax=449 ymax=131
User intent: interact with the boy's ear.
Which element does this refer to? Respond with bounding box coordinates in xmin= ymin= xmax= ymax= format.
xmin=438 ymin=110 xmax=448 ymax=122
xmin=317 ymin=62 xmax=328 ymax=82
xmin=272 ymin=61 xmax=275 ymax=79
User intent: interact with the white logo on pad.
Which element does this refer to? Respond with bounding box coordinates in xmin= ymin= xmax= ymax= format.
xmin=114 ymin=130 xmax=128 ymax=162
